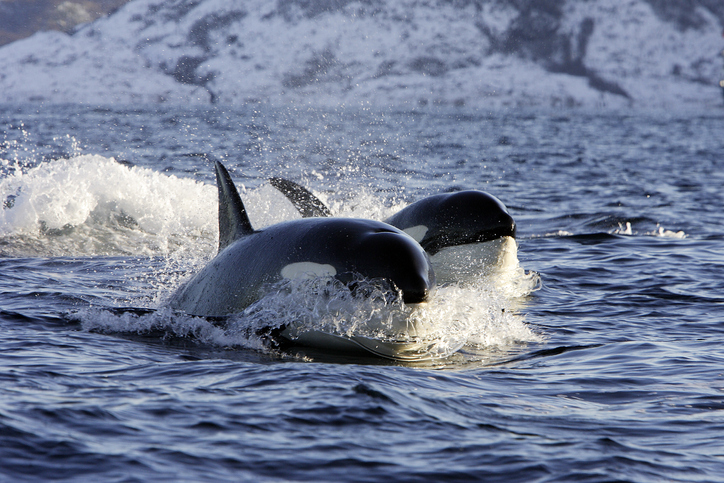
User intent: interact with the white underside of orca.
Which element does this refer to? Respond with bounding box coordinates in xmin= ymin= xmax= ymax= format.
xmin=430 ymin=236 xmax=518 ymax=284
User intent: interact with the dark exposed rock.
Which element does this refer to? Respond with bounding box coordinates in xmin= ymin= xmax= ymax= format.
xmin=153 ymin=0 xmax=203 ymax=23
xmin=479 ymin=2 xmax=630 ymax=98
xmin=275 ymin=0 xmax=382 ymax=21
xmin=188 ymin=10 xmax=246 ymax=52
xmin=643 ymin=0 xmax=724 ymax=30
xmin=282 ymin=48 xmax=352 ymax=88
xmin=172 ymin=55 xmax=212 ymax=85
xmin=409 ymin=57 xmax=448 ymax=77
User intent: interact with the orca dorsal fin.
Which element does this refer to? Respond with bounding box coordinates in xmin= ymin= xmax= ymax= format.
xmin=215 ymin=161 xmax=254 ymax=251
xmin=269 ymin=177 xmax=332 ymax=218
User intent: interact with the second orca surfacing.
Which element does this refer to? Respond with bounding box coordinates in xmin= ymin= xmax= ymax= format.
xmin=269 ymin=177 xmax=519 ymax=283
xmin=169 ymin=162 xmax=448 ymax=360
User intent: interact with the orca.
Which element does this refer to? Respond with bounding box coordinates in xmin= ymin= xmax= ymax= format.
xmin=383 ymin=191 xmax=516 ymax=255
xmin=269 ymin=177 xmax=517 ymax=276
xmin=269 ymin=178 xmax=515 ymax=254
xmin=170 ymin=162 xmax=435 ymax=318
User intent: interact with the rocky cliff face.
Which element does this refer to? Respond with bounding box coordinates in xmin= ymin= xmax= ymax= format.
xmin=0 ymin=0 xmax=722 ymax=109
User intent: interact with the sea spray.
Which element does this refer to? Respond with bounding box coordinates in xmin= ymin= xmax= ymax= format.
xmin=10 ymin=156 xmax=541 ymax=359
xmin=0 ymin=156 xmax=217 ymax=256
xmin=71 ymin=264 xmax=541 ymax=360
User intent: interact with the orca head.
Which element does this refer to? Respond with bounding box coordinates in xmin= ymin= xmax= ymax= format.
xmin=389 ymin=190 xmax=516 ymax=255
xmin=266 ymin=178 xmax=516 ymax=257
xmin=317 ymin=221 xmax=435 ymax=305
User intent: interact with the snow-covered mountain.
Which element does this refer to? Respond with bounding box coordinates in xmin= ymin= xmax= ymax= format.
xmin=0 ymin=0 xmax=722 ymax=110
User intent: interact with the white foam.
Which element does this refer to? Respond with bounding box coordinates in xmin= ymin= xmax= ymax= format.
xmin=532 ymin=231 xmax=575 ymax=238
xmin=0 ymin=156 xmax=217 ymax=256
xmin=612 ymin=222 xmax=687 ymax=238
xmin=72 ymin=262 xmax=542 ymax=360
xmin=613 ymin=221 xmax=633 ymax=235
xmin=70 ymin=262 xmax=542 ymax=360
xmin=71 ymin=307 xmax=268 ymax=352
xmin=649 ymin=225 xmax=687 ymax=239
xmin=238 ymin=261 xmax=542 ymax=356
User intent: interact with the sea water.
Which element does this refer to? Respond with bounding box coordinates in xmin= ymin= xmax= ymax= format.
xmin=1 ymin=104 xmax=723 ymax=482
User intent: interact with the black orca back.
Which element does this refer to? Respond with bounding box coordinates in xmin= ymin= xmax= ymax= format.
xmin=215 ymin=161 xmax=254 ymax=251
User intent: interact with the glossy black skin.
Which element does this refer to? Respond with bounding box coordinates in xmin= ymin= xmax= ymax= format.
xmin=270 ymin=177 xmax=332 ymax=218
xmin=181 ymin=217 xmax=435 ymax=314
xmin=384 ymin=190 xmax=516 ymax=255
xmin=170 ymin=164 xmax=435 ymax=317
xmin=269 ymin=177 xmax=516 ymax=256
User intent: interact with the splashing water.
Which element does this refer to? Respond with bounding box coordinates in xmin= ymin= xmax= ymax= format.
xmin=70 ymin=263 xmax=541 ymax=361
xmin=0 ymin=156 xmax=217 ymax=256
xmin=9 ymin=156 xmax=541 ymax=360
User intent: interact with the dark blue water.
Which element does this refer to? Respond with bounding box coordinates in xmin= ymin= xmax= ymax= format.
xmin=1 ymin=104 xmax=723 ymax=482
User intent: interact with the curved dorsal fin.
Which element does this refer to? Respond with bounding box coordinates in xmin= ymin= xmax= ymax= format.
xmin=269 ymin=177 xmax=332 ymax=218
xmin=215 ymin=161 xmax=253 ymax=251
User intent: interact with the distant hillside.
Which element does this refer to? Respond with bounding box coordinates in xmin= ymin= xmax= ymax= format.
xmin=0 ymin=0 xmax=722 ymax=109
xmin=0 ymin=0 xmax=131 ymax=45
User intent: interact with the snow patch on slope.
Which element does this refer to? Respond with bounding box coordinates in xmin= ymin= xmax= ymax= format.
xmin=0 ymin=0 xmax=721 ymax=109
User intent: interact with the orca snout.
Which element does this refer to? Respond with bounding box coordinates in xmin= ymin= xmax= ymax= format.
xmin=400 ymin=279 xmax=431 ymax=304
xmin=497 ymin=211 xmax=517 ymax=239
xmin=354 ymin=230 xmax=436 ymax=304
xmin=465 ymin=190 xmax=516 ymax=241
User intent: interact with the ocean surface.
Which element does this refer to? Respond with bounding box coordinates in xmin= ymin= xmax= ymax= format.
xmin=1 ymin=104 xmax=723 ymax=482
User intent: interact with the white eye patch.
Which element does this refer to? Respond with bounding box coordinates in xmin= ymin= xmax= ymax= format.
xmin=402 ymin=225 xmax=428 ymax=242
xmin=281 ymin=262 xmax=337 ymax=280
